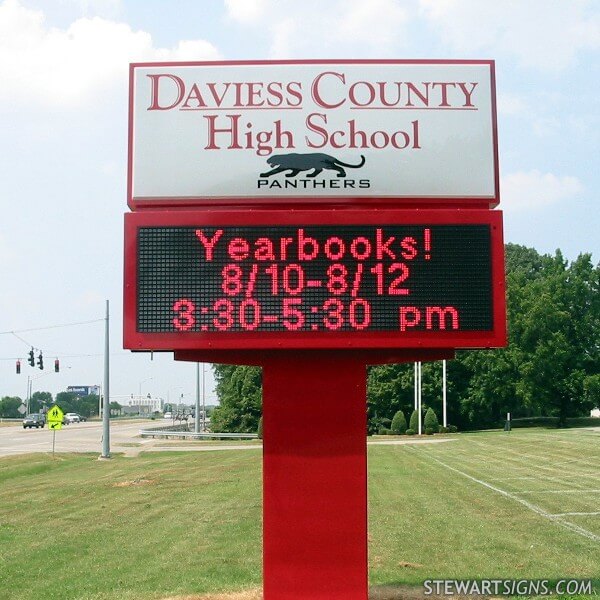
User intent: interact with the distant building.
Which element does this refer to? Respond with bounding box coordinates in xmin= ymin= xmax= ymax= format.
xmin=112 ymin=394 xmax=164 ymax=415
xmin=591 ymin=408 xmax=600 ymax=418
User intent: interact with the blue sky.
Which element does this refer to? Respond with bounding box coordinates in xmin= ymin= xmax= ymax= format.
xmin=0 ymin=0 xmax=598 ymax=402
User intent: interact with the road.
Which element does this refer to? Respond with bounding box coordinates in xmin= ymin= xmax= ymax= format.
xmin=0 ymin=420 xmax=458 ymax=459
xmin=0 ymin=420 xmax=168 ymax=458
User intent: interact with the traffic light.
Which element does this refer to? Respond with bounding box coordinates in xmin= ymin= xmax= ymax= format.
xmin=54 ymin=359 xmax=59 ymax=373
xmin=37 ymin=352 xmax=44 ymax=370
xmin=28 ymin=348 xmax=35 ymax=367
xmin=16 ymin=360 xmax=21 ymax=374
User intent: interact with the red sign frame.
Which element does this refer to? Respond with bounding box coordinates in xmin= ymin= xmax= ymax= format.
xmin=123 ymin=208 xmax=506 ymax=351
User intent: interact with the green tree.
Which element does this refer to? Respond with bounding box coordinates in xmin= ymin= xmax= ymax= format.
xmin=211 ymin=364 xmax=262 ymax=433
xmin=390 ymin=410 xmax=407 ymax=434
xmin=409 ymin=409 xmax=419 ymax=433
xmin=79 ymin=394 xmax=99 ymax=418
xmin=30 ymin=391 xmax=53 ymax=413
xmin=54 ymin=391 xmax=78 ymax=413
xmin=257 ymin=416 xmax=263 ymax=439
xmin=367 ymin=363 xmax=414 ymax=434
xmin=513 ymin=251 xmax=599 ymax=425
xmin=0 ymin=397 xmax=24 ymax=418
xmin=450 ymin=245 xmax=599 ymax=429
xmin=109 ymin=401 xmax=123 ymax=416
xmin=423 ymin=407 xmax=439 ymax=433
xmin=584 ymin=374 xmax=600 ymax=409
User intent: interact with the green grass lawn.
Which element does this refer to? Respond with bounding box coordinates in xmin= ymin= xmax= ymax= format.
xmin=0 ymin=429 xmax=598 ymax=599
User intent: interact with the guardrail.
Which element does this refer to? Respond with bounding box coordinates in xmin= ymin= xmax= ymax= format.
xmin=139 ymin=424 xmax=258 ymax=440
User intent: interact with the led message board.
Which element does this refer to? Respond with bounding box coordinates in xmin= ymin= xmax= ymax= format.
xmin=124 ymin=210 xmax=506 ymax=350
xmin=129 ymin=60 xmax=498 ymax=208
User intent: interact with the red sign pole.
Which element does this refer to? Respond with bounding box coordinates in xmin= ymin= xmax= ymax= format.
xmin=263 ymin=354 xmax=368 ymax=599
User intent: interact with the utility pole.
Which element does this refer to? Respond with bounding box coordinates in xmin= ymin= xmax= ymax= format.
xmin=202 ymin=363 xmax=206 ymax=432
xmin=26 ymin=375 xmax=31 ymax=414
xmin=100 ymin=300 xmax=110 ymax=459
xmin=442 ymin=359 xmax=447 ymax=427
xmin=417 ymin=361 xmax=422 ymax=435
xmin=195 ymin=363 xmax=201 ymax=434
xmin=413 ymin=362 xmax=417 ymax=411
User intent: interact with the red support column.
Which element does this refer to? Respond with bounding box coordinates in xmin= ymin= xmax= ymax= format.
xmin=262 ymin=355 xmax=368 ymax=600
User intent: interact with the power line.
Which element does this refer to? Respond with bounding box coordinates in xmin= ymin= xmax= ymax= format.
xmin=11 ymin=332 xmax=35 ymax=349
xmin=0 ymin=351 xmax=130 ymax=361
xmin=0 ymin=318 xmax=104 ymax=336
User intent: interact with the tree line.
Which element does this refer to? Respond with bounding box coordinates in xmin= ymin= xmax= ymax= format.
xmin=178 ymin=244 xmax=598 ymax=433
xmin=0 ymin=392 xmax=119 ymax=419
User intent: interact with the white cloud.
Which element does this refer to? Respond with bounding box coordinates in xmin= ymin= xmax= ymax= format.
xmin=419 ymin=0 xmax=600 ymax=71
xmin=227 ymin=0 xmax=411 ymax=58
xmin=156 ymin=39 xmax=222 ymax=62
xmin=497 ymin=93 xmax=527 ymax=116
xmin=501 ymin=170 xmax=583 ymax=210
xmin=0 ymin=232 xmax=16 ymax=266
xmin=269 ymin=18 xmax=295 ymax=59
xmin=0 ymin=0 xmax=222 ymax=107
xmin=532 ymin=116 xmax=561 ymax=138
xmin=224 ymin=0 xmax=268 ymax=23
xmin=68 ymin=0 xmax=122 ymax=18
xmin=336 ymin=0 xmax=409 ymax=48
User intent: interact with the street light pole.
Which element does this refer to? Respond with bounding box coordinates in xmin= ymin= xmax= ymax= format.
xmin=417 ymin=361 xmax=422 ymax=435
xmin=100 ymin=299 xmax=110 ymax=459
xmin=442 ymin=359 xmax=447 ymax=428
xmin=195 ymin=363 xmax=201 ymax=434
xmin=202 ymin=363 xmax=206 ymax=432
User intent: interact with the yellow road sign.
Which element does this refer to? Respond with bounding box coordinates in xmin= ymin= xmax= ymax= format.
xmin=49 ymin=421 xmax=62 ymax=430
xmin=47 ymin=405 xmax=64 ymax=424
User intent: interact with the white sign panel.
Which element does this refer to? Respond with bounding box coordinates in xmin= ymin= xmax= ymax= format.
xmin=128 ymin=60 xmax=498 ymax=207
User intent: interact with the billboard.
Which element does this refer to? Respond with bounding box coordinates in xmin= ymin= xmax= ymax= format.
xmin=124 ymin=209 xmax=506 ymax=350
xmin=129 ymin=60 xmax=498 ymax=208
xmin=66 ymin=386 xmax=100 ymax=396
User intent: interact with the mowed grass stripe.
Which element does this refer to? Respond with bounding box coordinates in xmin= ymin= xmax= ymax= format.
xmin=421 ymin=432 xmax=600 ymax=495
xmin=564 ymin=515 xmax=600 ymax=537
xmin=414 ymin=431 xmax=600 ymax=544
xmin=368 ymin=440 xmax=599 ymax=588
xmin=416 ymin=449 xmax=600 ymax=544
xmin=490 ymin=472 xmax=600 ymax=483
xmin=424 ymin=431 xmax=599 ymax=493
xmin=457 ymin=436 xmax=600 ymax=477
xmin=513 ymin=491 xmax=600 ymax=518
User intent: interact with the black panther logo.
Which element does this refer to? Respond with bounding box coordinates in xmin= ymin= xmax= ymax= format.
xmin=260 ymin=153 xmax=366 ymax=178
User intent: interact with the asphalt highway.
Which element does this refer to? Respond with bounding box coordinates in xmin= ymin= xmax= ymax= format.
xmin=0 ymin=420 xmax=149 ymax=457
xmin=0 ymin=420 xmax=461 ymax=458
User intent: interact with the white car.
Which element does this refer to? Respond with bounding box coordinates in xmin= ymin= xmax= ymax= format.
xmin=64 ymin=413 xmax=80 ymax=424
xmin=163 ymin=412 xmax=173 ymax=419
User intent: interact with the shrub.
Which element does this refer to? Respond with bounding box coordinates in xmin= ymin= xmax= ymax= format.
xmin=378 ymin=427 xmax=391 ymax=436
xmin=409 ymin=409 xmax=419 ymax=433
xmin=257 ymin=416 xmax=263 ymax=439
xmin=439 ymin=426 xmax=449 ymax=434
xmin=390 ymin=410 xmax=407 ymax=434
xmin=448 ymin=424 xmax=458 ymax=433
xmin=424 ymin=427 xmax=435 ymax=435
xmin=405 ymin=428 xmax=416 ymax=435
xmin=566 ymin=417 xmax=600 ymax=428
xmin=424 ymin=407 xmax=440 ymax=433
xmin=509 ymin=416 xmax=558 ymax=428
